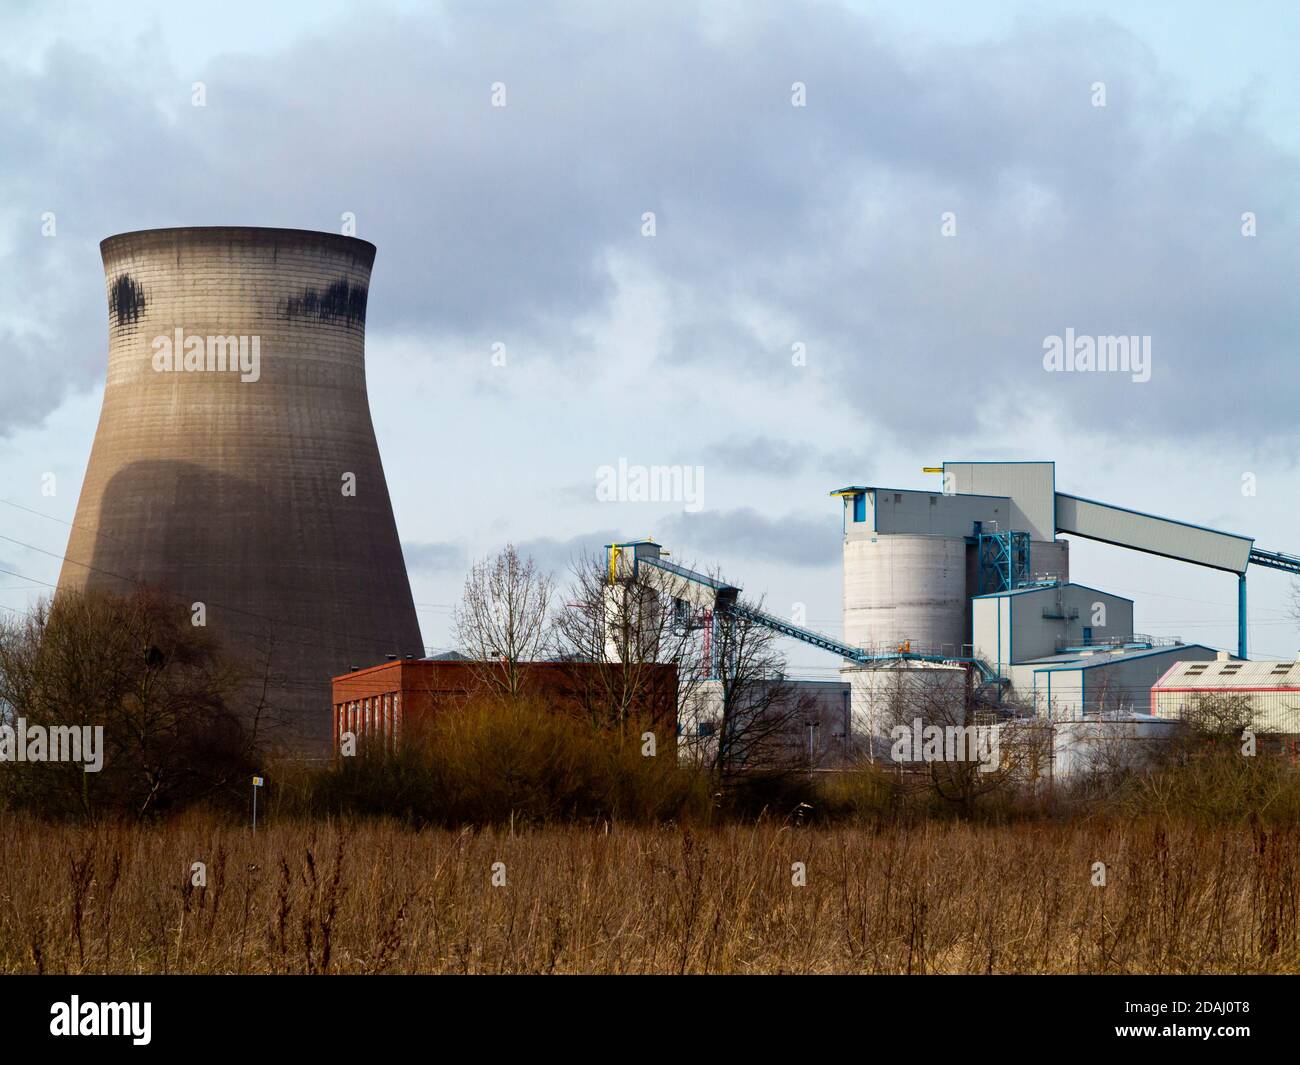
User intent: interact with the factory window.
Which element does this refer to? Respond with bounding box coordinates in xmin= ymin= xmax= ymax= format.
xmin=853 ymin=494 xmax=866 ymax=522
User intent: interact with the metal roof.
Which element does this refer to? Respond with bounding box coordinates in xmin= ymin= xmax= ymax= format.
xmin=971 ymin=581 xmax=1131 ymax=603
xmin=835 ymin=465 xmax=1257 ymax=575
xmin=830 ymin=485 xmax=1010 ymax=502
xmin=1028 ymin=644 xmax=1219 ymax=672
xmin=1153 ymin=658 xmax=1300 ymax=689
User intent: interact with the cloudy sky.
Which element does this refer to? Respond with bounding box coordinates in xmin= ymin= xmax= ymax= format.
xmin=3 ymin=0 xmax=1299 ymax=674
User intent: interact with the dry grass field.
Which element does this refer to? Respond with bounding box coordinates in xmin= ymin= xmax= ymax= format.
xmin=1 ymin=815 xmax=1296 ymax=974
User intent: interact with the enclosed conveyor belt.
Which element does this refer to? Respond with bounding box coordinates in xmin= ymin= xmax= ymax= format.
xmin=639 ymin=556 xmax=1005 ymax=686
xmin=1053 ymin=493 xmax=1253 ymax=573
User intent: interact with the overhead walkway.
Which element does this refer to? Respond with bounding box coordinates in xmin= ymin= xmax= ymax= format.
xmin=926 ymin=463 xmax=1298 ymax=661
xmin=1247 ymin=547 xmax=1300 ymax=576
xmin=636 ymin=551 xmax=1004 ymax=687
xmin=1053 ymin=493 xmax=1253 ymax=573
xmin=1052 ymin=493 xmax=1300 ymax=659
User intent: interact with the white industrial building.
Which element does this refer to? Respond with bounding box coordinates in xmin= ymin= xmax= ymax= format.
xmin=828 ymin=461 xmax=1251 ymax=736
xmin=604 ymin=460 xmax=1300 ymax=763
xmin=1152 ymin=655 xmax=1300 ymax=735
xmin=970 ymin=583 xmax=1219 ymax=718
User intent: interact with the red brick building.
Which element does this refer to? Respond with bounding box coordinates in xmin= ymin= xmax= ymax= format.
xmin=330 ymin=658 xmax=678 ymax=753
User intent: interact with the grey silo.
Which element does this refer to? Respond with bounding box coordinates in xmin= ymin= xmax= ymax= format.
xmin=58 ymin=227 xmax=423 ymax=754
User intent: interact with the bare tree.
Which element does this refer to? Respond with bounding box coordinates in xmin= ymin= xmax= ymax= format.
xmin=1181 ymin=691 xmax=1255 ymax=739
xmin=452 ymin=544 xmax=554 ymax=700
xmin=0 ymin=587 xmax=261 ymax=819
xmin=552 ymin=551 xmax=707 ymax=737
xmin=554 ymin=553 xmax=827 ymax=783
xmin=881 ymin=671 xmax=1048 ymax=816
xmin=697 ymin=603 xmax=819 ymax=785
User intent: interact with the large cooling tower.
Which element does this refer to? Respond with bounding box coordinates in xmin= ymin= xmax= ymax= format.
xmin=58 ymin=227 xmax=423 ymax=754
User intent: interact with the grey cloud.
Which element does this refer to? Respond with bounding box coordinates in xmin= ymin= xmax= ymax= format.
xmin=403 ymin=540 xmax=468 ymax=572
xmin=510 ymin=529 xmax=623 ymax=578
xmin=424 ymin=531 xmax=626 ymax=580
xmin=700 ymin=437 xmax=808 ymax=476
xmin=698 ymin=435 xmax=874 ymax=480
xmin=3 ymin=3 xmax=1297 ymax=450
xmin=659 ymin=507 xmax=838 ymax=568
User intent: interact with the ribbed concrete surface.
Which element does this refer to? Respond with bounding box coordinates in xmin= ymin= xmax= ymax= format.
xmin=59 ymin=227 xmax=423 ymax=755
xmin=843 ymin=534 xmax=966 ymax=654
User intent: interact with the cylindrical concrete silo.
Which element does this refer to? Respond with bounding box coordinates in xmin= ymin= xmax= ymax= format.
xmin=58 ymin=227 xmax=423 ymax=754
xmin=843 ymin=534 xmax=966 ymax=654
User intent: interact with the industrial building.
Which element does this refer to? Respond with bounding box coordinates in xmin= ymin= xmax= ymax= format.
xmin=57 ymin=228 xmax=1300 ymax=763
xmin=970 ymin=584 xmax=1220 ymax=718
xmin=331 ymin=658 xmax=679 ymax=753
xmin=678 ymin=678 xmax=852 ymax=769
xmin=603 ymin=461 xmax=1300 ymax=758
xmin=1152 ymin=655 xmax=1300 ymax=735
xmin=827 ymin=461 xmax=1284 ymax=735
xmin=59 ymin=228 xmax=424 ymax=754
xmin=1041 ymin=717 xmax=1183 ymax=780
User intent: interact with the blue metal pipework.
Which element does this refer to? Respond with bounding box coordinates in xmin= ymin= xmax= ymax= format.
xmin=640 ymin=555 xmax=739 ymax=591
xmin=1237 ymin=548 xmax=1300 ymax=661
xmin=1238 ymin=574 xmax=1247 ymax=661
xmin=1247 ymin=547 xmax=1300 ymax=575
xmin=977 ymin=530 xmax=1031 ymax=594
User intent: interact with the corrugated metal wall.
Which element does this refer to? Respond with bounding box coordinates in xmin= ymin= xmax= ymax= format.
xmin=1055 ymin=494 xmax=1252 ymax=572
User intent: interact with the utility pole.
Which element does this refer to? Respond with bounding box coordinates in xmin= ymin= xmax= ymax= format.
xmin=251 ymin=774 xmax=264 ymax=833
xmin=806 ymin=719 xmax=820 ymax=766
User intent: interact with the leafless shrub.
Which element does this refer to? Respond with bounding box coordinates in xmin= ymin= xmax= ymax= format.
xmin=0 ymin=588 xmax=264 ymax=819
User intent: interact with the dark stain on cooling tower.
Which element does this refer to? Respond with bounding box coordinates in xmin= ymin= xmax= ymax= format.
xmin=109 ymin=274 xmax=146 ymax=326
xmin=281 ymin=277 xmax=368 ymax=329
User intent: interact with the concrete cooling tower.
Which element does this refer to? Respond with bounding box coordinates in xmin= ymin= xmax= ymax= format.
xmin=58 ymin=227 xmax=423 ymax=754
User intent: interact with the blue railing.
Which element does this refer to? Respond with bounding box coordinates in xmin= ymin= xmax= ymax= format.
xmin=1249 ymin=548 xmax=1300 ymax=575
xmin=639 ymin=556 xmax=738 ymax=591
